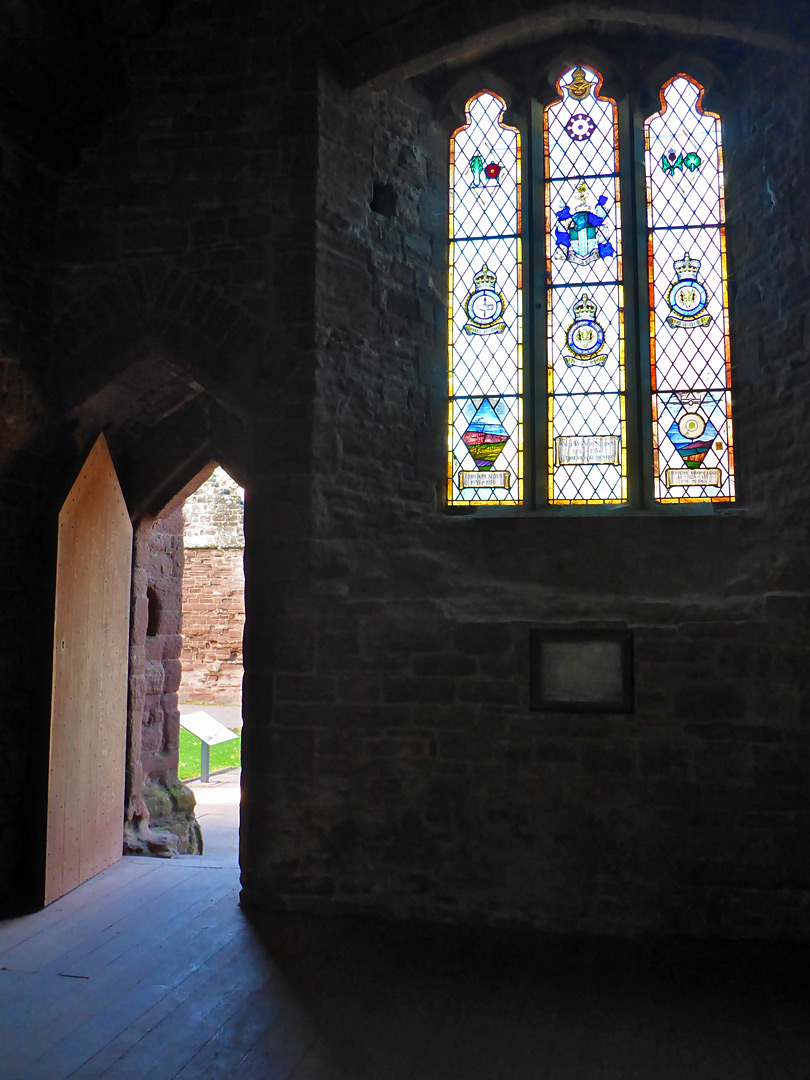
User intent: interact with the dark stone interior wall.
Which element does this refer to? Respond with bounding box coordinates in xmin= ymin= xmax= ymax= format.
xmin=0 ymin=0 xmax=318 ymax=911
xmin=243 ymin=46 xmax=810 ymax=938
xmin=0 ymin=47 xmax=74 ymax=914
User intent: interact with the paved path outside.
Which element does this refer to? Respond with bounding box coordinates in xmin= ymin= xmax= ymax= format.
xmin=187 ymin=767 xmax=240 ymax=867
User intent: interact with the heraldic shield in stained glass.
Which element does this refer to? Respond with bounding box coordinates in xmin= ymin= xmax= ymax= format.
xmin=544 ymin=65 xmax=627 ymax=504
xmin=645 ymin=75 xmax=735 ymax=502
xmin=448 ymin=91 xmax=523 ymax=505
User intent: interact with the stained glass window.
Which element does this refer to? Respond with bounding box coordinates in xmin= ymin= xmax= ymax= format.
xmin=645 ymin=75 xmax=735 ymax=502
xmin=446 ymin=68 xmax=736 ymax=512
xmin=448 ymin=91 xmax=522 ymax=505
xmin=543 ymin=65 xmax=627 ymax=504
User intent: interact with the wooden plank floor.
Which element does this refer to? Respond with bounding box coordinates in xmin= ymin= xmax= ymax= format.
xmin=2 ymin=856 xmax=810 ymax=1079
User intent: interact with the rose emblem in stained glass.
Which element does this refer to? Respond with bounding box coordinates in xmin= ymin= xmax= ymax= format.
xmin=462 ymin=399 xmax=509 ymax=471
xmin=553 ymin=181 xmax=614 ymax=265
xmin=565 ymin=112 xmax=596 ymax=141
xmin=666 ymin=254 xmax=711 ymax=328
xmin=463 ymin=265 xmax=507 ymax=336
xmin=564 ymin=294 xmax=607 ymax=367
xmin=484 ymin=162 xmax=501 ymax=180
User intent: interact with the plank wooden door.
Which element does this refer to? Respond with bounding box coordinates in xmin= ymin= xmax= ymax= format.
xmin=45 ymin=434 xmax=133 ymax=905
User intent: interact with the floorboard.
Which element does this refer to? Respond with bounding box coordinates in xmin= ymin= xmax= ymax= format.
xmin=1 ymin=876 xmax=242 ymax=1063
xmin=0 ymin=857 xmax=160 ymax=955
xmin=0 ymin=862 xmax=202 ymax=972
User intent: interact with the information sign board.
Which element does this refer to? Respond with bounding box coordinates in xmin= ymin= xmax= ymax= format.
xmin=180 ymin=710 xmax=239 ymax=747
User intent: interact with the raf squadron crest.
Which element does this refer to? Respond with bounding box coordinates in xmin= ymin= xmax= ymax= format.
xmin=666 ymin=254 xmax=712 ymax=329
xmin=563 ymin=294 xmax=607 ymax=367
xmin=463 ymin=265 xmax=507 ymax=336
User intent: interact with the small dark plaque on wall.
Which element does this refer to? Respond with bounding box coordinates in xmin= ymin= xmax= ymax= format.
xmin=530 ymin=629 xmax=634 ymax=712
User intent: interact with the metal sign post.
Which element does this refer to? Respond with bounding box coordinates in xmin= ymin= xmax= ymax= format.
xmin=179 ymin=710 xmax=239 ymax=782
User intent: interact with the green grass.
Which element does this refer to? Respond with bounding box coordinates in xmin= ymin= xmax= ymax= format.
xmin=178 ymin=726 xmax=241 ymax=781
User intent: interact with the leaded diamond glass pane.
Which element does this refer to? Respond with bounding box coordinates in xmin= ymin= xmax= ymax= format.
xmin=449 ymin=91 xmax=523 ymax=505
xmin=645 ymin=75 xmax=735 ymax=503
xmin=544 ymin=65 xmax=627 ymax=504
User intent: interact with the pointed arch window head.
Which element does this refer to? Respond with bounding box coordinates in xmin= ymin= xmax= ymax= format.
xmin=446 ymin=68 xmax=735 ymax=512
xmin=448 ymin=90 xmax=523 ymax=506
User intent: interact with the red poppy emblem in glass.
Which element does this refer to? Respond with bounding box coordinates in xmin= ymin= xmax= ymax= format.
xmin=484 ymin=162 xmax=501 ymax=179
xmin=565 ymin=113 xmax=596 ymax=141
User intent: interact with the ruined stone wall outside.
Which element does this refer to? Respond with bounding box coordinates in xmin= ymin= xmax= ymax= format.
xmin=181 ymin=548 xmax=245 ymax=704
xmin=179 ymin=468 xmax=245 ymax=704
xmin=241 ymin=48 xmax=810 ymax=939
xmin=183 ymin=467 xmax=244 ymax=548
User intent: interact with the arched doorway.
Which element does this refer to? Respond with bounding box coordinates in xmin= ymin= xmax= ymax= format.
xmin=123 ymin=462 xmax=245 ymax=864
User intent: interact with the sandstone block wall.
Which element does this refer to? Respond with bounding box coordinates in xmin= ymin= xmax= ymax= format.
xmin=181 ymin=548 xmax=245 ymax=704
xmin=126 ymin=508 xmax=201 ymax=855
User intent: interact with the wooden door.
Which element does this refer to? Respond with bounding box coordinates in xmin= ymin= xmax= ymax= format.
xmin=45 ymin=434 xmax=132 ymax=905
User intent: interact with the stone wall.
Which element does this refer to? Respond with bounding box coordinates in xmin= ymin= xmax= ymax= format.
xmin=239 ymin=41 xmax=810 ymax=939
xmin=183 ymin=466 xmax=245 ymax=549
xmin=127 ymin=508 xmax=201 ymax=855
xmin=0 ymin=46 xmax=67 ymax=914
xmin=181 ymin=548 xmax=245 ymax=704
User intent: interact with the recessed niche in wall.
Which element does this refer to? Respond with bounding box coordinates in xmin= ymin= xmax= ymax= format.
xmin=370 ymin=180 xmax=397 ymax=217
xmin=530 ymin=629 xmax=634 ymax=712
xmin=146 ymin=586 xmax=161 ymax=637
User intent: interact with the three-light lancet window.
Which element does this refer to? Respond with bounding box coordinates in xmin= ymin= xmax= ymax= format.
xmin=447 ymin=65 xmax=735 ymax=507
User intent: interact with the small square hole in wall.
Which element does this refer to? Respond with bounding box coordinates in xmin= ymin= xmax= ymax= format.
xmin=530 ymin=629 xmax=634 ymax=712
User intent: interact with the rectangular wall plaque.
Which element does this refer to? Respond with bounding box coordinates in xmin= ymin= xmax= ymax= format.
xmin=530 ymin=629 xmax=634 ymax=712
